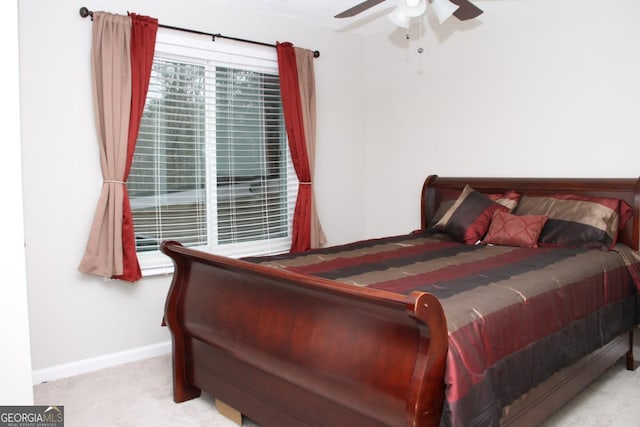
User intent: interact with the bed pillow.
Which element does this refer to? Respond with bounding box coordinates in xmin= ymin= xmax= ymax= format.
xmin=430 ymin=188 xmax=465 ymax=226
xmin=430 ymin=189 xmax=521 ymax=226
xmin=513 ymin=194 xmax=633 ymax=250
xmin=434 ymin=185 xmax=510 ymax=244
xmin=489 ymin=190 xmax=521 ymax=212
xmin=482 ymin=211 xmax=548 ymax=248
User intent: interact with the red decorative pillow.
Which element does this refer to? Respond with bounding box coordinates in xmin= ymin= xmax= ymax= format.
xmin=434 ymin=185 xmax=510 ymax=244
xmin=514 ymin=194 xmax=633 ymax=250
xmin=482 ymin=211 xmax=548 ymax=248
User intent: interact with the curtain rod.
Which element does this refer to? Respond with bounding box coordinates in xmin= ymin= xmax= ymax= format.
xmin=79 ymin=7 xmax=320 ymax=58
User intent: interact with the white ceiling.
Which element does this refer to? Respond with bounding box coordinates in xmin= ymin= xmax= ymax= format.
xmin=229 ymin=0 xmax=401 ymax=34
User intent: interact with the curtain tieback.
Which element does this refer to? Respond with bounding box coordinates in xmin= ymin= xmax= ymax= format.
xmin=299 ymin=181 xmax=312 ymax=185
xmin=104 ymin=180 xmax=126 ymax=184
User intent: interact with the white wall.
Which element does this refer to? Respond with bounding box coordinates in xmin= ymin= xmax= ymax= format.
xmin=0 ymin=0 xmax=34 ymax=403
xmin=18 ymin=0 xmax=365 ymax=373
xmin=362 ymin=0 xmax=640 ymax=237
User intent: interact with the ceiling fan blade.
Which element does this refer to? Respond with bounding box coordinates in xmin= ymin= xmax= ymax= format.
xmin=449 ymin=0 xmax=483 ymax=21
xmin=334 ymin=0 xmax=387 ymax=18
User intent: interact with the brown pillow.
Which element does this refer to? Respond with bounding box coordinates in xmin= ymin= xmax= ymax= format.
xmin=434 ymin=185 xmax=510 ymax=244
xmin=482 ymin=211 xmax=548 ymax=248
xmin=514 ymin=194 xmax=633 ymax=250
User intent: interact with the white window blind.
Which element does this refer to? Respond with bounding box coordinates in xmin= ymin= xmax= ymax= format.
xmin=127 ymin=30 xmax=298 ymax=275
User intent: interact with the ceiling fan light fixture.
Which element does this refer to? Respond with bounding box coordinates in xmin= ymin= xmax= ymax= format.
xmin=403 ymin=0 xmax=427 ymax=18
xmin=388 ymin=5 xmax=411 ymax=28
xmin=334 ymin=0 xmax=484 ymax=26
xmin=431 ymin=0 xmax=459 ymax=24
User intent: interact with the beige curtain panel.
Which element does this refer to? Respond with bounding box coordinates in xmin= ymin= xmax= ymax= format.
xmin=78 ymin=12 xmax=132 ymax=277
xmin=295 ymin=47 xmax=326 ymax=249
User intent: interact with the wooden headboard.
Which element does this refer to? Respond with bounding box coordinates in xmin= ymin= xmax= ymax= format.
xmin=421 ymin=175 xmax=640 ymax=251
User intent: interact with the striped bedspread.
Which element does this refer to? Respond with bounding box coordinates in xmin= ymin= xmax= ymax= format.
xmin=245 ymin=231 xmax=640 ymax=426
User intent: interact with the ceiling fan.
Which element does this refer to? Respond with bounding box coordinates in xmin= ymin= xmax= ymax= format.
xmin=335 ymin=0 xmax=483 ymax=27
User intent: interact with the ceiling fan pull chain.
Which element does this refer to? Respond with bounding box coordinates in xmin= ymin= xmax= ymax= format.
xmin=417 ymin=15 xmax=424 ymax=54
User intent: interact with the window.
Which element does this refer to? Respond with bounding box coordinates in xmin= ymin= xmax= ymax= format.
xmin=127 ymin=30 xmax=297 ymax=274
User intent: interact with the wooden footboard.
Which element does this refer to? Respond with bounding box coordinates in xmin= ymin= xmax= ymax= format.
xmin=161 ymin=241 xmax=449 ymax=427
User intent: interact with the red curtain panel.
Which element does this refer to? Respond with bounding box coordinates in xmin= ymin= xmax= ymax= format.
xmin=117 ymin=14 xmax=158 ymax=281
xmin=277 ymin=42 xmax=312 ymax=253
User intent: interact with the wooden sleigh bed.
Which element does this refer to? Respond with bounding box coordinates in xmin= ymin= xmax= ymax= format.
xmin=161 ymin=175 xmax=640 ymax=427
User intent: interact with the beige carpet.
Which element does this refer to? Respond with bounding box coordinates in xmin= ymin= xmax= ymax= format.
xmin=34 ymin=353 xmax=640 ymax=426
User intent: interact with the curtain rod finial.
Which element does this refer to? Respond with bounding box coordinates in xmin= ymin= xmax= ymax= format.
xmin=79 ymin=7 xmax=92 ymax=18
xmin=313 ymin=50 xmax=320 ymax=58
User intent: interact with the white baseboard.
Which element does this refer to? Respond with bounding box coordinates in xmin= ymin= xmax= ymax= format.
xmin=32 ymin=340 xmax=171 ymax=385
